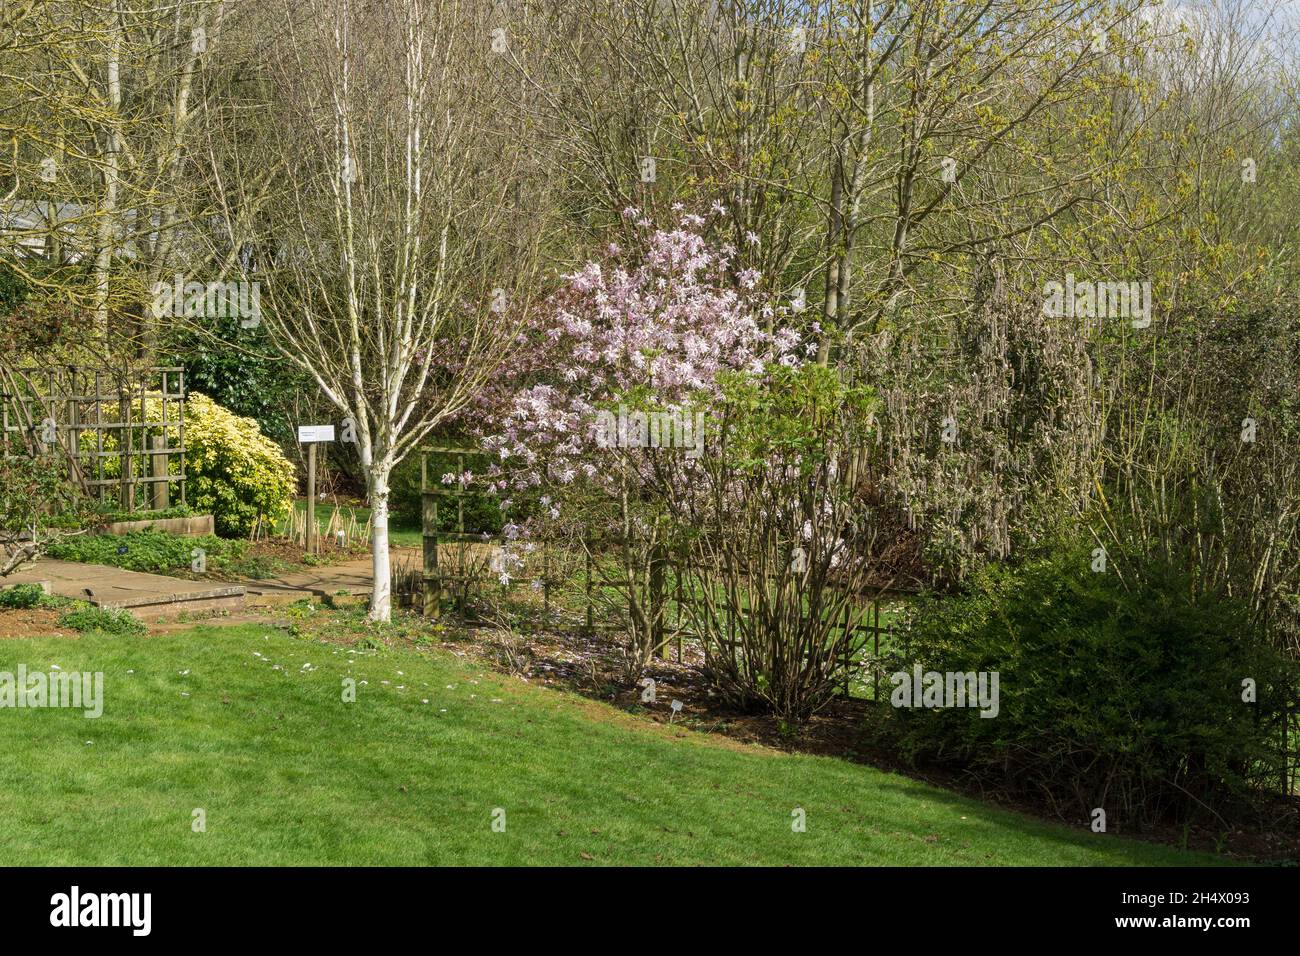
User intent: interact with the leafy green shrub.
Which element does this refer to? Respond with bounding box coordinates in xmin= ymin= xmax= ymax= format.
xmin=57 ymin=604 xmax=146 ymax=636
xmin=0 ymin=262 xmax=95 ymax=352
xmin=884 ymin=548 xmax=1296 ymax=829
xmin=669 ymin=363 xmax=882 ymax=719
xmin=0 ymin=584 xmax=46 ymax=609
xmin=47 ymin=530 xmax=247 ymax=574
xmin=161 ymin=314 xmax=309 ymax=449
xmin=0 ymin=259 xmax=26 ymax=315
xmin=182 ymin=393 xmax=296 ymax=537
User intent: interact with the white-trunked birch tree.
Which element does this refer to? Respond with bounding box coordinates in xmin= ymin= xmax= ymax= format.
xmin=255 ymin=0 xmax=548 ymax=620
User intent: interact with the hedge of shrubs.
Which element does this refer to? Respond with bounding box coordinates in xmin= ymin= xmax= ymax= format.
xmin=882 ymin=547 xmax=1296 ymax=828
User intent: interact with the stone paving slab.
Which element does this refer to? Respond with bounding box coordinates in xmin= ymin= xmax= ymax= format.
xmin=3 ymin=559 xmax=245 ymax=619
xmin=5 ymin=545 xmax=430 ymax=621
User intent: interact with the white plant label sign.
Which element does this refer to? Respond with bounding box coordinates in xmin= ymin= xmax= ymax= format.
xmin=298 ymin=425 xmax=336 ymax=443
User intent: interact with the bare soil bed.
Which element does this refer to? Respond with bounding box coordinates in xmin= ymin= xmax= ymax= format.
xmin=0 ymin=607 xmax=77 ymax=639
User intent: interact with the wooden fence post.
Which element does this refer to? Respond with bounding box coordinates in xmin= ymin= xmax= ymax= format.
xmin=873 ymin=599 xmax=881 ymax=702
xmin=305 ymin=442 xmax=317 ymax=555
xmin=421 ymin=454 xmax=441 ymax=618
xmin=651 ymin=542 xmax=666 ymax=658
xmin=542 ymin=539 xmax=550 ymax=616
xmin=151 ymin=435 xmax=169 ymax=510
xmin=675 ymin=543 xmax=685 ymax=662
xmin=118 ymin=392 xmax=131 ymax=511
xmin=584 ymin=534 xmax=594 ymax=634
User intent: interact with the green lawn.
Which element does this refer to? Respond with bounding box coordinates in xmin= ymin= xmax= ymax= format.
xmin=292 ymin=499 xmax=423 ymax=548
xmin=0 ymin=624 xmax=1224 ymax=865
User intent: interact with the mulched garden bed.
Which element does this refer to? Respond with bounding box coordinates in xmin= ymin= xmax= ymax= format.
xmin=0 ymin=607 xmax=78 ymax=639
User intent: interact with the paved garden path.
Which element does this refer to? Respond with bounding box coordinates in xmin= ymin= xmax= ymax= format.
xmin=237 ymin=546 xmax=423 ymax=603
xmin=4 ymin=559 xmax=245 ymax=619
xmin=4 ymin=545 xmax=429 ymax=620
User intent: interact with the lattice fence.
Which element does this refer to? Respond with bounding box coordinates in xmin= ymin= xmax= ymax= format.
xmin=0 ymin=364 xmax=186 ymax=513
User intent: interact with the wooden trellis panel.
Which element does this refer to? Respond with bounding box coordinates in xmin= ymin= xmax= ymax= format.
xmin=0 ymin=365 xmax=187 ymax=514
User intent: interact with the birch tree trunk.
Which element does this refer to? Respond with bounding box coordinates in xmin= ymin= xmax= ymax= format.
xmin=92 ymin=3 xmax=123 ymax=339
xmin=368 ymin=461 xmax=393 ymax=622
xmin=242 ymin=0 xmax=554 ymax=622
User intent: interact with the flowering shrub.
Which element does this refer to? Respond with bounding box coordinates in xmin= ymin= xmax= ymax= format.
xmin=479 ymin=210 xmax=810 ymax=680
xmin=481 ymin=209 xmax=805 ymax=512
xmin=666 ymin=363 xmax=884 ymax=720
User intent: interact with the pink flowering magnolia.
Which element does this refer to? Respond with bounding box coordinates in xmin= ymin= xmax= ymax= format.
xmin=479 ymin=212 xmax=801 ymax=521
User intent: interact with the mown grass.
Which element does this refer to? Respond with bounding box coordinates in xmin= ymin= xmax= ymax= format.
xmin=0 ymin=624 xmax=1227 ymax=866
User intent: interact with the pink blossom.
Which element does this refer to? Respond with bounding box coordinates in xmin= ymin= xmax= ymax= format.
xmin=478 ymin=213 xmax=804 ymax=536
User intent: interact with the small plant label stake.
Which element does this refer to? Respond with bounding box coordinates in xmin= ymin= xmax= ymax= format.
xmin=669 ymin=699 xmax=682 ymax=723
xmin=298 ymin=425 xmax=336 ymax=555
xmin=940 ymin=415 xmax=958 ymax=444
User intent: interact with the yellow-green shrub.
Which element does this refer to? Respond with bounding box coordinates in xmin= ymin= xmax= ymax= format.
xmin=182 ymin=393 xmax=296 ymax=537
xmin=72 ymin=391 xmax=295 ymax=537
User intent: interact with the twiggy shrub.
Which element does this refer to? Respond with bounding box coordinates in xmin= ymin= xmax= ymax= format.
xmin=668 ymin=364 xmax=886 ymax=723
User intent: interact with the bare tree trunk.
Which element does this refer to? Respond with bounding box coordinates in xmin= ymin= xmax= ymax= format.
xmin=368 ymin=460 xmax=393 ymax=622
xmin=92 ymin=2 xmax=123 ymax=340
